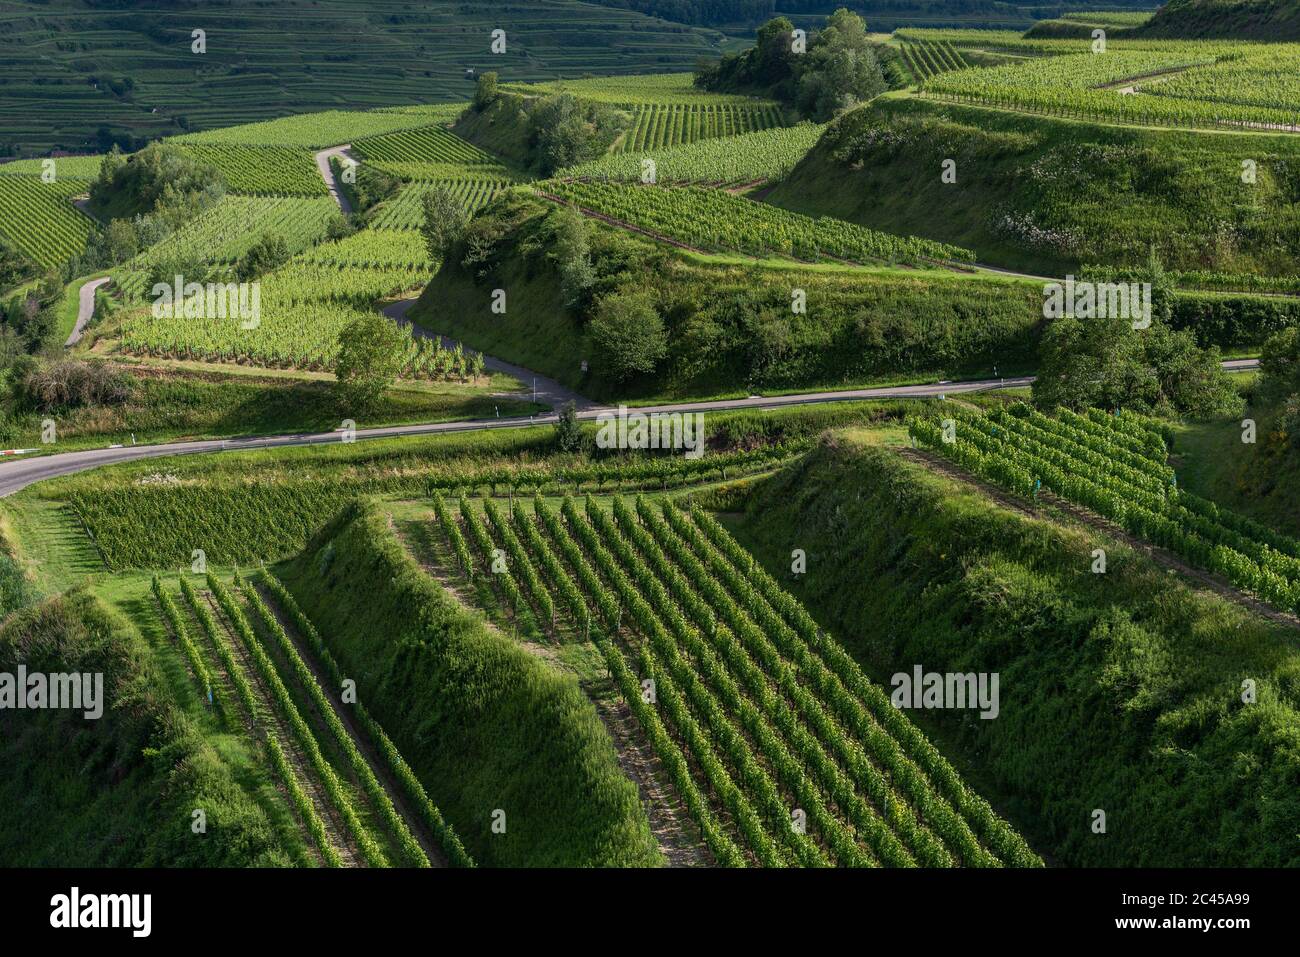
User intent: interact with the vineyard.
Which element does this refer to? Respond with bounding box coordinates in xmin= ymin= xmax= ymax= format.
xmin=175 ymin=145 xmax=329 ymax=197
xmin=0 ymin=174 xmax=97 ymax=268
xmin=369 ymin=178 xmax=517 ymax=228
xmin=501 ymin=73 xmax=773 ymax=106
xmin=899 ymin=40 xmax=970 ymax=82
xmin=541 ymin=181 xmax=976 ymax=266
xmin=171 ymin=109 xmax=439 ymax=149
xmin=66 ymin=440 xmax=808 ymax=570
xmin=112 ymin=196 xmax=341 ymax=300
xmin=615 ymin=102 xmax=788 ymax=153
xmin=910 ymin=405 xmax=1300 ymax=614
xmin=151 ymin=572 xmax=470 ymax=867
xmin=428 ymin=491 xmax=1041 ymax=867
xmin=0 ymin=155 xmax=102 ymax=179
xmin=118 ymin=270 xmax=474 ymax=378
xmin=352 ymin=125 xmax=497 ymax=166
xmin=296 ymin=228 xmax=430 ymax=269
xmin=561 ymin=124 xmax=825 ymax=186
xmin=920 ymin=40 xmax=1300 ymax=132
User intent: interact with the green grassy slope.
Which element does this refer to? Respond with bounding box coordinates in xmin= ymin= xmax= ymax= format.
xmin=450 ymin=94 xmax=535 ymax=169
xmin=1140 ymin=0 xmax=1300 ymax=39
xmin=0 ymin=364 xmax=537 ymax=454
xmin=411 ymin=194 xmax=1047 ymax=401
xmin=0 ymin=588 xmax=301 ymax=866
xmin=730 ymin=434 xmax=1300 ymax=867
xmin=276 ymin=501 xmax=663 ymax=867
xmin=1174 ymin=402 xmax=1300 ymax=539
xmin=765 ymin=95 xmax=1300 ymax=277
xmin=0 ymin=0 xmax=732 ymax=157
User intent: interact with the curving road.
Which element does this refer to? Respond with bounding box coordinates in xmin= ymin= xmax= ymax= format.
xmin=315 ymin=145 xmax=356 ymax=215
xmin=65 ymin=276 xmax=111 ymax=347
xmin=0 ymin=355 xmax=1262 ymax=498
xmin=0 ymin=375 xmax=1036 ymax=498
xmin=383 ymin=299 xmax=595 ymax=410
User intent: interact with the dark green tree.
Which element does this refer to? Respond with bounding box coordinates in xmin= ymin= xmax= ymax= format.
xmin=588 ymin=288 xmax=667 ymax=383
xmin=334 ymin=311 xmax=404 ymax=413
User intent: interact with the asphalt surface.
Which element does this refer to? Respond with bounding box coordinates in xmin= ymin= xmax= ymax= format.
xmin=315 ymin=145 xmax=356 ymax=215
xmin=1 ymin=353 xmax=1263 ymax=498
xmin=0 ymin=374 xmax=1038 ymax=498
xmin=65 ymin=276 xmax=111 ymax=347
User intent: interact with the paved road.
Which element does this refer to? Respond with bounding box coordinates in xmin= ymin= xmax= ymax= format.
xmin=315 ymin=145 xmax=355 ymax=215
xmin=0 ymin=375 xmax=1035 ymax=498
xmin=65 ymin=276 xmax=111 ymax=347
xmin=383 ymin=299 xmax=596 ymax=410
xmin=0 ymin=356 xmax=1262 ymax=498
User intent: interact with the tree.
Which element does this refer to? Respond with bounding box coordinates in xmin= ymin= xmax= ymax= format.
xmin=236 ymin=232 xmax=289 ymax=280
xmin=554 ymin=400 xmax=584 ymax=453
xmin=527 ymin=94 xmax=625 ymax=175
xmin=103 ymin=219 xmax=140 ymax=264
xmin=1144 ymin=245 xmax=1175 ymax=326
xmin=473 ymin=71 xmax=500 ymax=111
xmin=334 ymin=312 xmax=405 ymax=413
xmin=1259 ymin=326 xmax=1300 ymax=405
xmin=1033 ymin=312 xmax=1241 ymax=418
xmin=548 ymin=207 xmax=595 ymax=310
xmin=420 ymin=187 xmax=470 ymax=264
xmin=588 ymin=288 xmax=667 ymax=383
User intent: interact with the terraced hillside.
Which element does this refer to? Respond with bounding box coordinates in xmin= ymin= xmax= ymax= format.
xmin=423 ymin=490 xmax=1040 ymax=867
xmin=0 ymin=0 xmax=735 ymax=156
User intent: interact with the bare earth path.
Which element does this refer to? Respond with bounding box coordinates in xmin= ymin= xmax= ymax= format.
xmin=65 ymin=276 xmax=111 ymax=347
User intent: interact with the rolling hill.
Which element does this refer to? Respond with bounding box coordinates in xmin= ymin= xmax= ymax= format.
xmin=1140 ymin=0 xmax=1300 ymax=39
xmin=0 ymin=0 xmax=735 ymax=157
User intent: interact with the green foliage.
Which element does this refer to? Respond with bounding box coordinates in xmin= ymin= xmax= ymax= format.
xmin=236 ymin=232 xmax=291 ymax=281
xmin=237 ymin=572 xmax=430 ymax=866
xmin=1141 ymin=0 xmax=1300 ymax=40
xmin=0 ymin=589 xmax=295 ymax=866
xmin=736 ymin=437 xmax=1300 ymax=866
xmin=554 ymin=400 xmax=585 ymax=453
xmin=420 ymin=185 xmax=471 ymax=264
xmin=418 ymin=194 xmax=1039 ymax=400
xmin=0 ymin=176 xmax=96 ymax=271
xmin=697 ymin=9 xmax=887 ymax=119
xmin=276 ymin=500 xmax=662 ymax=867
xmin=563 ymin=123 xmax=824 ymax=185
xmin=1032 ymin=314 xmax=1242 ymax=419
xmin=473 ymin=72 xmax=500 ymax=112
xmin=527 ymin=93 xmax=628 ymax=175
xmin=258 ymin=569 xmax=474 ymax=866
xmin=588 ymin=287 xmax=667 ymax=383
xmin=333 ymin=311 xmax=406 ymax=414
xmin=772 ymin=95 xmax=1300 ymax=276
xmin=544 ymin=180 xmax=974 ymax=265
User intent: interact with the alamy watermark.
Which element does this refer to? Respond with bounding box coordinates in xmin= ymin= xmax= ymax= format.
xmin=0 ymin=666 xmax=103 ymax=719
xmin=891 ymin=665 xmax=999 ymax=719
xmin=595 ymin=405 xmax=705 ymax=459
xmin=1043 ymin=276 xmax=1151 ymax=329
xmin=152 ymin=275 xmax=261 ymax=329
xmin=50 ymin=887 xmax=150 ymax=937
